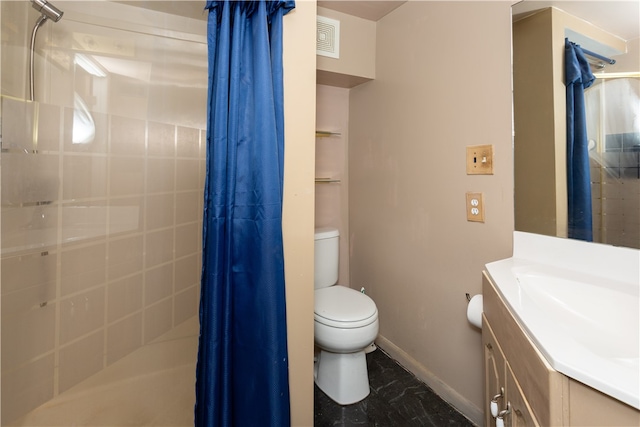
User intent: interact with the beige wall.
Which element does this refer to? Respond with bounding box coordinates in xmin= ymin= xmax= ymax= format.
xmin=613 ymin=36 xmax=640 ymax=72
xmin=316 ymin=6 xmax=376 ymax=88
xmin=348 ymin=2 xmax=514 ymax=424
xmin=513 ymin=9 xmax=559 ymax=236
xmin=282 ymin=1 xmax=316 ymax=425
xmin=315 ymin=84 xmax=350 ymax=286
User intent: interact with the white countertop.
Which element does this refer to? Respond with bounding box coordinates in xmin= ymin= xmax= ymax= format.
xmin=485 ymin=232 xmax=640 ymax=410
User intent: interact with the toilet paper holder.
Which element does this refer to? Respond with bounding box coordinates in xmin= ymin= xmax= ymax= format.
xmin=466 ymin=293 xmax=484 ymax=329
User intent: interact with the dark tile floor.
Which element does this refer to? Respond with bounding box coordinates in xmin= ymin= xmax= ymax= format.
xmin=314 ymin=347 xmax=477 ymax=427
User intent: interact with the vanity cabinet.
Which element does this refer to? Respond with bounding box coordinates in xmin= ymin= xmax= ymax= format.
xmin=505 ymin=363 xmax=539 ymax=427
xmin=482 ymin=271 xmax=640 ymax=427
xmin=483 ymin=313 xmax=539 ymax=427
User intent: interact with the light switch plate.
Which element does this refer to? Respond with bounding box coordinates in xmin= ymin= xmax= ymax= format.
xmin=466 ymin=145 xmax=494 ymax=175
xmin=466 ymin=192 xmax=485 ymax=222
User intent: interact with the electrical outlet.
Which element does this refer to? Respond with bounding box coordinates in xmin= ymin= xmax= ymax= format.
xmin=466 ymin=145 xmax=494 ymax=175
xmin=466 ymin=192 xmax=485 ymax=222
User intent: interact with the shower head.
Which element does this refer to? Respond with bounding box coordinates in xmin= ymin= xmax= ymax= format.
xmin=28 ymin=0 xmax=63 ymax=100
xmin=31 ymin=0 xmax=63 ymax=22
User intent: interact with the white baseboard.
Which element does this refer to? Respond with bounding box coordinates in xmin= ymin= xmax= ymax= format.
xmin=374 ymin=334 xmax=483 ymax=427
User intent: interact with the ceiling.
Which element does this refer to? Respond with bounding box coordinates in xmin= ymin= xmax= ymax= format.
xmin=114 ymin=1 xmax=208 ymax=21
xmin=317 ymin=1 xmax=406 ymax=21
xmin=512 ymin=1 xmax=639 ymax=41
xmin=318 ymin=1 xmax=639 ymax=41
xmin=121 ymin=1 xmax=638 ymax=43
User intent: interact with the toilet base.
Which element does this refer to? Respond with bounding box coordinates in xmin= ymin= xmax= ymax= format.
xmin=314 ymin=349 xmax=370 ymax=405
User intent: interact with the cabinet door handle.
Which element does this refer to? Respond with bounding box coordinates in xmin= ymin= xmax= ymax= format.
xmin=496 ymin=402 xmax=511 ymax=427
xmin=490 ymin=387 xmax=504 ymax=417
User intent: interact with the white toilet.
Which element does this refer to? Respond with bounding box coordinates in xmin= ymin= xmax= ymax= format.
xmin=314 ymin=227 xmax=379 ymax=405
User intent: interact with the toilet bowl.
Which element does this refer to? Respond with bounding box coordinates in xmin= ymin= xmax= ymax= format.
xmin=314 ymin=286 xmax=379 ymax=352
xmin=314 ymin=285 xmax=379 ymax=405
xmin=313 ymin=228 xmax=379 ymax=405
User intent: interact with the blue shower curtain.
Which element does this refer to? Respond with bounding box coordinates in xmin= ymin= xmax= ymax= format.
xmin=565 ymin=39 xmax=595 ymax=242
xmin=195 ymin=1 xmax=295 ymax=426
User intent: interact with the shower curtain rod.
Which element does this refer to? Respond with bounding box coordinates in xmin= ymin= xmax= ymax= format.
xmin=580 ymin=46 xmax=616 ymax=65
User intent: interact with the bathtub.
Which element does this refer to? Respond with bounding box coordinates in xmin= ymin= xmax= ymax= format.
xmin=485 ymin=232 xmax=640 ymax=410
xmin=6 ymin=316 xmax=199 ymax=426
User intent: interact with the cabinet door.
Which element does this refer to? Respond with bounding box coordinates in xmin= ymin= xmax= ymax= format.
xmin=506 ymin=363 xmax=540 ymax=427
xmin=483 ymin=317 xmax=506 ymax=427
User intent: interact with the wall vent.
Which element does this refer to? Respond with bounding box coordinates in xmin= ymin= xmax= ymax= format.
xmin=316 ymin=15 xmax=340 ymax=59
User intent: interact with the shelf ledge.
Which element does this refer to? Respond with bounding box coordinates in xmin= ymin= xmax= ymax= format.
xmin=315 ymin=131 xmax=341 ymax=138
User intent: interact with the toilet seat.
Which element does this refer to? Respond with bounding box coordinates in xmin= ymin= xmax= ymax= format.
xmin=314 ymin=286 xmax=378 ymax=329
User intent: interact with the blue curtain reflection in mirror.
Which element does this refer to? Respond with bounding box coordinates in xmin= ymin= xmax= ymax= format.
xmin=565 ymin=38 xmax=595 ymax=242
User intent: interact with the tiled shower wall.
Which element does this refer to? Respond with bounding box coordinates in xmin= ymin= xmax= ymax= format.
xmin=1 ymin=97 xmax=205 ymax=423
xmin=1 ymin=2 xmax=206 ymax=423
xmin=591 ymin=133 xmax=640 ymax=249
xmin=587 ymin=78 xmax=640 ymax=249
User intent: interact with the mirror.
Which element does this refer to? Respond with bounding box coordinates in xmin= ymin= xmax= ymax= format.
xmin=512 ymin=1 xmax=640 ymax=249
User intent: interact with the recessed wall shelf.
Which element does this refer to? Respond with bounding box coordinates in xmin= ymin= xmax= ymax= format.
xmin=315 ymin=131 xmax=341 ymax=182
xmin=316 ymin=131 xmax=341 ymax=138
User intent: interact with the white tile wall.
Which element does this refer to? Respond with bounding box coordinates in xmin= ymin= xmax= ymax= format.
xmin=1 ymin=2 xmax=206 ymax=421
xmin=1 ymin=99 xmax=205 ymax=422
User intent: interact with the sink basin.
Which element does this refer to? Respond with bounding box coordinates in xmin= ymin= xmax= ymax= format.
xmin=516 ymin=267 xmax=639 ymax=361
xmin=486 ymin=232 xmax=640 ymax=410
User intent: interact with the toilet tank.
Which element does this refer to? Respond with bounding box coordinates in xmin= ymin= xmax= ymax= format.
xmin=314 ymin=227 xmax=339 ymax=289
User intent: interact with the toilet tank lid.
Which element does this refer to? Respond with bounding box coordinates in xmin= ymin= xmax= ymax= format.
xmin=314 ymin=227 xmax=339 ymax=240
